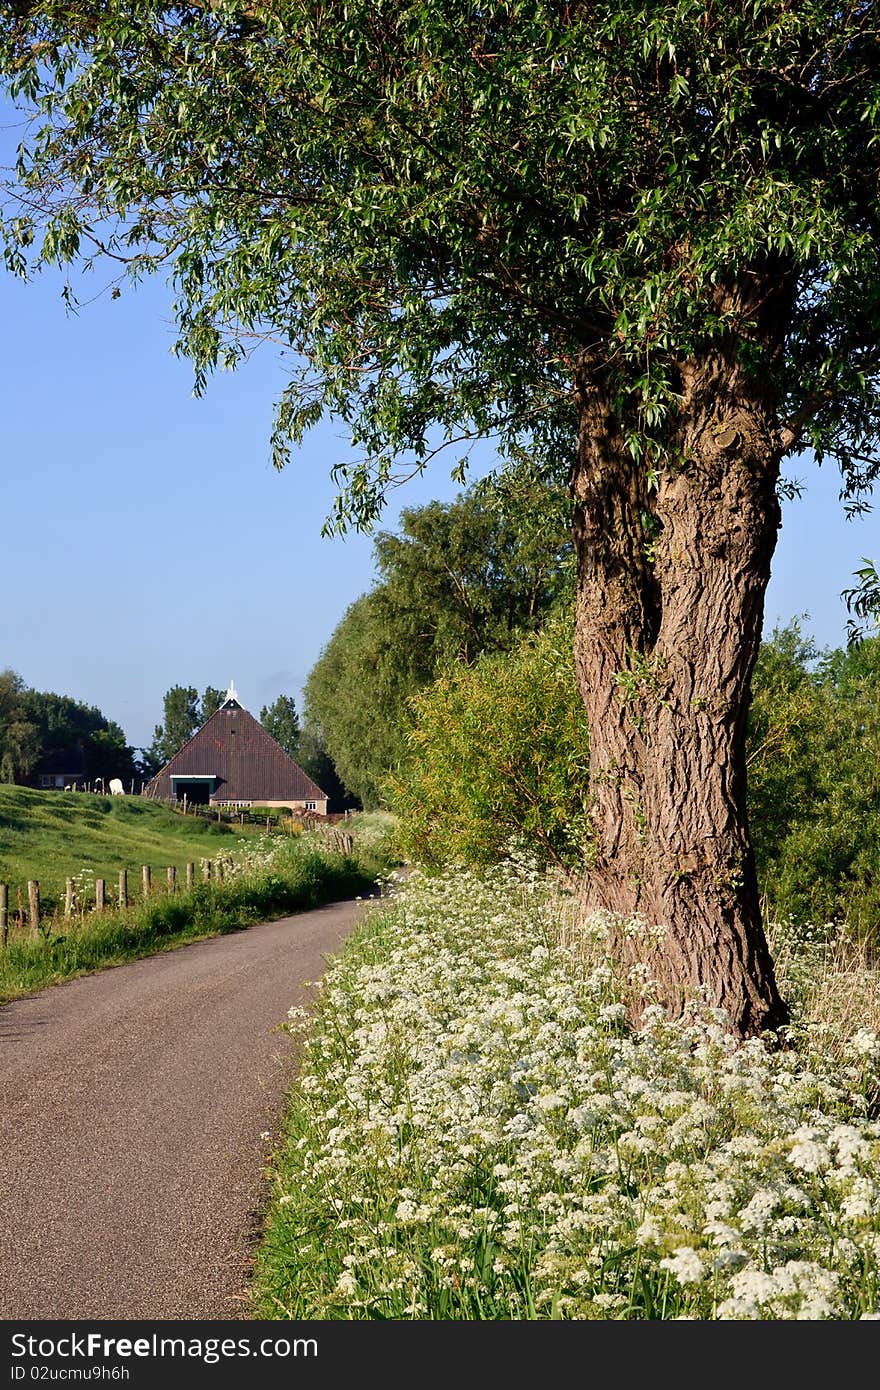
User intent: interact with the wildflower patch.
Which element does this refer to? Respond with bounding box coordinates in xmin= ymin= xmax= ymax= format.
xmin=255 ymin=862 xmax=880 ymax=1320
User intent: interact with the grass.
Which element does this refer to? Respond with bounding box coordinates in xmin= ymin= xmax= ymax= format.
xmin=0 ymin=785 xmax=269 ymax=913
xmin=0 ymin=829 xmax=387 ymax=1003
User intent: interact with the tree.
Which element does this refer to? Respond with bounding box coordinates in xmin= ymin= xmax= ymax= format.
xmin=147 ymin=684 xmax=200 ymax=769
xmin=260 ymin=693 xmax=301 ymax=758
xmin=749 ymin=627 xmax=880 ymax=932
xmin=0 ymin=667 xmax=39 ymax=783
xmin=303 ymin=594 xmax=402 ymax=808
xmin=25 ymin=688 xmax=138 ymax=782
xmin=372 ymin=473 xmax=573 ymax=668
xmin=147 ymin=683 xmax=229 ymax=769
xmin=296 ymin=723 xmax=361 ymax=814
xmin=5 ymin=4 xmax=880 ymax=1033
xmin=199 ymin=685 xmax=225 ymax=725
xmin=304 ymin=478 xmax=572 ymax=804
xmin=0 ymin=669 xmax=138 ymax=783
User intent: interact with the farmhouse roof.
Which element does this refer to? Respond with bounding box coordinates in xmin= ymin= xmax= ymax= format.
xmin=145 ymin=698 xmax=326 ymax=803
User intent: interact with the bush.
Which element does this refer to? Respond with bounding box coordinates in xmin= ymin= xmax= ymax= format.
xmin=387 ymin=613 xmax=590 ymax=869
xmin=389 ymin=611 xmax=880 ymax=943
xmin=748 ymin=624 xmax=880 ymax=937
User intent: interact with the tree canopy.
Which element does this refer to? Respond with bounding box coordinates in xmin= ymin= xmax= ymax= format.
xmin=259 ymin=693 xmax=301 ymax=758
xmin=3 ymin=1 xmax=878 ymax=508
xmin=146 ymin=682 xmax=224 ymax=771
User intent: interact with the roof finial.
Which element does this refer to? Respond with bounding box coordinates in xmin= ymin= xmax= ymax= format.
xmin=220 ymin=678 xmax=241 ymax=709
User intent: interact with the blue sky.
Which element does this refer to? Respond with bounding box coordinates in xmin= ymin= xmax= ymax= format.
xmin=1 ymin=143 xmax=877 ymax=751
xmin=0 ymin=260 xmax=498 ymax=749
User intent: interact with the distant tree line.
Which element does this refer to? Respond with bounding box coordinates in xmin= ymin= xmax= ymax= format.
xmin=0 ymin=669 xmax=139 ymax=785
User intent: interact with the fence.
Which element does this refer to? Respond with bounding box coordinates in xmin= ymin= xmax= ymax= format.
xmin=0 ymin=854 xmax=239 ymax=943
xmin=0 ymin=822 xmax=358 ymax=944
xmin=145 ymin=796 xmax=325 ymax=831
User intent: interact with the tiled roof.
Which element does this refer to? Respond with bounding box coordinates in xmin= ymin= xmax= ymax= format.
xmin=145 ymin=706 xmax=326 ymax=802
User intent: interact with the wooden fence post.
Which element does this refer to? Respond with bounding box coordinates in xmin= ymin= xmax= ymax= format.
xmin=186 ymin=862 xmax=194 ymax=891
xmin=142 ymin=865 xmax=151 ymax=898
xmin=167 ymin=865 xmax=176 ymax=892
xmin=118 ymin=869 xmax=128 ymax=909
xmin=182 ymin=793 xmax=187 ymax=815
xmin=1 ymin=884 xmax=7 ymax=947
xmin=201 ymin=858 xmax=211 ymax=882
xmin=65 ymin=878 xmax=75 ymax=917
xmin=28 ymin=880 xmax=40 ymax=937
xmin=95 ymin=879 xmax=106 ymax=912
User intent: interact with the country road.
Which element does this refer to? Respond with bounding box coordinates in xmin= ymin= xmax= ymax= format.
xmin=0 ymin=897 xmax=366 ymax=1320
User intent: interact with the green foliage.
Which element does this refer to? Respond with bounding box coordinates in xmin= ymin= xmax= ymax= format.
xmin=372 ymin=472 xmax=573 ymax=667
xmin=304 ymin=478 xmax=572 ymax=807
xmin=259 ymin=693 xmax=301 ymax=759
xmin=842 ymin=558 xmax=880 ymax=645
xmin=0 ymin=668 xmax=39 ymax=783
xmin=0 ymin=667 xmax=138 ymax=784
xmin=199 ymin=684 xmax=225 ymax=724
xmin=147 ymin=682 xmax=226 ymax=771
xmin=387 ymin=612 xmax=880 ymax=936
xmin=147 ymin=684 xmax=200 ymax=770
xmin=389 ymin=613 xmax=590 ymax=868
xmin=296 ymin=724 xmax=361 ymax=813
xmin=304 ymin=592 xmax=417 ymax=810
xmin=5 ymin=5 xmax=880 ymax=519
xmin=749 ymin=626 xmax=880 ymax=933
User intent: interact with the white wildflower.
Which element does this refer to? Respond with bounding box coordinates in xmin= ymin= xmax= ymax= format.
xmin=659 ymin=1247 xmax=704 ymax=1285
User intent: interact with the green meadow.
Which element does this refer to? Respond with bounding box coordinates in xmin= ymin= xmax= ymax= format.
xmin=0 ymin=786 xmax=265 ymax=913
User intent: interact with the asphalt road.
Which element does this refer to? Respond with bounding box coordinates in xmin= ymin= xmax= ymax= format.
xmin=0 ymin=898 xmax=365 ymax=1320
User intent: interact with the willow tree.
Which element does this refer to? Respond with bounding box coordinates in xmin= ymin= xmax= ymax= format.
xmin=4 ymin=2 xmax=880 ymax=1035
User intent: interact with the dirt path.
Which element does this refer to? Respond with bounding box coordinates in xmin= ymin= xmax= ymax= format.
xmin=0 ymin=898 xmax=365 ymax=1319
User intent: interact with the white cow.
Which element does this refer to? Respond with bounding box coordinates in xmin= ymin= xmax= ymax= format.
xmin=109 ymin=778 xmax=125 ymax=795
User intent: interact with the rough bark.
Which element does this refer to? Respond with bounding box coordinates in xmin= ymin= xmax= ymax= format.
xmin=572 ymin=310 xmax=790 ymax=1038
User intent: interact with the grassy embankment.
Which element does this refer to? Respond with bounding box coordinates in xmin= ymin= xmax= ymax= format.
xmin=253 ymin=860 xmax=880 ymax=1321
xmin=0 ymin=790 xmax=392 ymax=1002
xmin=0 ymin=786 xmax=268 ymax=912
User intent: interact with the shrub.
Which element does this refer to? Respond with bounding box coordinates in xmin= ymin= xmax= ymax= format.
xmin=387 ymin=613 xmax=590 ymax=869
xmin=389 ymin=611 xmax=880 ymax=942
xmin=748 ymin=625 xmax=880 ymax=937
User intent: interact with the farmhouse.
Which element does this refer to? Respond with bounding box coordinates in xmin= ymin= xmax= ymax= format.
xmin=144 ymin=682 xmax=328 ymax=814
xmin=33 ymin=742 xmax=86 ymax=791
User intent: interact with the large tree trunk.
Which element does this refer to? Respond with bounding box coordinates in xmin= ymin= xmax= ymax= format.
xmin=572 ymin=348 xmax=788 ymax=1039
